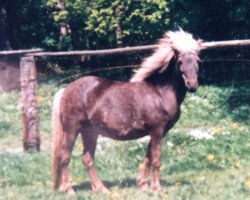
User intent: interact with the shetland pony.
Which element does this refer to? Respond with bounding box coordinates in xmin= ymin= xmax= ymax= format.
xmin=52 ymin=30 xmax=202 ymax=194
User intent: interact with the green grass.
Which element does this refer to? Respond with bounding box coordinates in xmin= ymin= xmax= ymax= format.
xmin=0 ymin=83 xmax=250 ymax=200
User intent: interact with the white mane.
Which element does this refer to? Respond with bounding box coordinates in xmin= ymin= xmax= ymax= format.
xmin=166 ymin=29 xmax=201 ymax=53
xmin=130 ymin=29 xmax=202 ymax=82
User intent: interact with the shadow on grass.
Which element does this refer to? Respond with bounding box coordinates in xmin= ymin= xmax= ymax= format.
xmin=73 ymin=178 xmax=191 ymax=192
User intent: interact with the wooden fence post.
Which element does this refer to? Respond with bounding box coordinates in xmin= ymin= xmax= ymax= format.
xmin=20 ymin=56 xmax=40 ymax=151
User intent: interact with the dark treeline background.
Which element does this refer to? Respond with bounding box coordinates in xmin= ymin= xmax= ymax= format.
xmin=1 ymin=0 xmax=250 ymax=50
xmin=0 ymin=0 xmax=250 ymax=86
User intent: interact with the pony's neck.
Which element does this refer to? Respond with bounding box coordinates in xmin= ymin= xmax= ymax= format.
xmin=147 ymin=60 xmax=187 ymax=104
xmin=171 ymin=71 xmax=188 ymax=104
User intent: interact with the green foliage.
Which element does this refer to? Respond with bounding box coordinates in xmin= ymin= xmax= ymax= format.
xmin=18 ymin=0 xmax=172 ymax=50
xmin=2 ymin=0 xmax=250 ymax=52
xmin=0 ymin=152 xmax=50 ymax=187
xmin=0 ymin=91 xmax=21 ymax=138
xmin=84 ymin=0 xmax=170 ymax=46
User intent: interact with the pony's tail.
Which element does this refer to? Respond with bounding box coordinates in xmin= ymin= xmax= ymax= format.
xmin=51 ymin=88 xmax=65 ymax=190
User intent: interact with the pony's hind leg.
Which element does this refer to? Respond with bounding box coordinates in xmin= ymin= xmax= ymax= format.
xmin=57 ymin=131 xmax=78 ymax=194
xmin=81 ymin=132 xmax=108 ymax=193
xmin=137 ymin=142 xmax=151 ymax=191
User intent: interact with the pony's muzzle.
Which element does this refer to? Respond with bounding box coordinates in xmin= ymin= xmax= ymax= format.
xmin=186 ymin=79 xmax=198 ymax=92
xmin=182 ymin=75 xmax=198 ymax=92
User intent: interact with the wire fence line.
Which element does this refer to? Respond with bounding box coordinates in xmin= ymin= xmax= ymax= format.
xmin=1 ymin=39 xmax=250 ymax=56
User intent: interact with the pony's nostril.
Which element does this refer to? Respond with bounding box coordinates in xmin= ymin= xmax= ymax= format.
xmin=187 ymin=79 xmax=198 ymax=89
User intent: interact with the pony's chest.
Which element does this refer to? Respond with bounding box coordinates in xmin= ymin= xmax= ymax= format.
xmin=161 ymin=92 xmax=180 ymax=119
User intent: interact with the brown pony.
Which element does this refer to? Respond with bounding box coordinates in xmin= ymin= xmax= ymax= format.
xmin=51 ymin=30 xmax=202 ymax=194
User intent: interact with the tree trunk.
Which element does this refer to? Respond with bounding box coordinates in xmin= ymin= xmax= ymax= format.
xmin=55 ymin=1 xmax=71 ymax=37
xmin=115 ymin=6 xmax=123 ymax=47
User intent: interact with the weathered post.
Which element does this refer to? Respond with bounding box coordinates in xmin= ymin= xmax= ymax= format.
xmin=20 ymin=56 xmax=40 ymax=151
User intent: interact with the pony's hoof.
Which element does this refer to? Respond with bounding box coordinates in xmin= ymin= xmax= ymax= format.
xmin=150 ymin=184 xmax=162 ymax=193
xmin=137 ymin=177 xmax=149 ymax=191
xmin=140 ymin=184 xmax=149 ymax=191
xmin=101 ymin=187 xmax=109 ymax=193
xmin=137 ymin=182 xmax=149 ymax=191
xmin=67 ymin=189 xmax=76 ymax=196
xmin=59 ymin=185 xmax=75 ymax=195
xmin=92 ymin=185 xmax=109 ymax=193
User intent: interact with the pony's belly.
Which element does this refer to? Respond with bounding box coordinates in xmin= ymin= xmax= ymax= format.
xmin=98 ymin=127 xmax=149 ymax=141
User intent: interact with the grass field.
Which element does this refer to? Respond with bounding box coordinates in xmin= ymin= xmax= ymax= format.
xmin=0 ymin=81 xmax=250 ymax=200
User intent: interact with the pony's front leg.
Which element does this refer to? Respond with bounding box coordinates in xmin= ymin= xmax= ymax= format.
xmin=137 ymin=142 xmax=151 ymax=191
xmin=150 ymin=134 xmax=163 ymax=192
xmin=82 ymin=133 xmax=108 ymax=193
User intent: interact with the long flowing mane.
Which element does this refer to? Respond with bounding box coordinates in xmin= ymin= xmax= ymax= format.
xmin=130 ymin=29 xmax=202 ymax=82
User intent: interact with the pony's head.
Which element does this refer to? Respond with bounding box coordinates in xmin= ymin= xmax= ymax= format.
xmin=168 ymin=30 xmax=202 ymax=92
xmin=130 ymin=29 xmax=202 ymax=92
xmin=176 ymin=51 xmax=200 ymax=92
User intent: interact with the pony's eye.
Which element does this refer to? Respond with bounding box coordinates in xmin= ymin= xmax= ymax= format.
xmin=178 ymin=60 xmax=183 ymax=66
